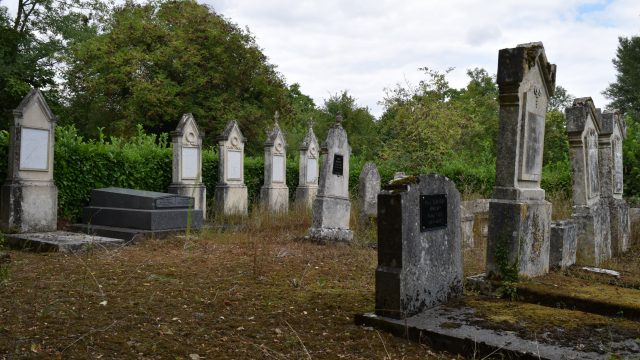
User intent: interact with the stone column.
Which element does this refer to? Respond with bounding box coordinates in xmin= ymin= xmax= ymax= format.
xmin=566 ymin=97 xmax=611 ymax=265
xmin=260 ymin=112 xmax=289 ymax=213
xmin=486 ymin=42 xmax=556 ymax=279
xmin=168 ymin=113 xmax=206 ymax=219
xmin=294 ymin=124 xmax=319 ymax=208
xmin=1 ymin=89 xmax=58 ymax=232
xmin=213 ymin=121 xmax=248 ymax=216
xmin=358 ymin=162 xmax=380 ymax=224
xmin=598 ymin=110 xmax=629 ymax=256
xmin=306 ymin=115 xmax=353 ymax=242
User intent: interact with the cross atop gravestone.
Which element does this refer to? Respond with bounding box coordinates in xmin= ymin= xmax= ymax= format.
xmin=168 ymin=113 xmax=206 ymax=219
xmin=295 ymin=120 xmax=320 ymax=208
xmin=260 ymin=112 xmax=289 ymax=213
xmin=1 ymin=89 xmax=58 ymax=232
xmin=214 ymin=121 xmax=248 ymax=216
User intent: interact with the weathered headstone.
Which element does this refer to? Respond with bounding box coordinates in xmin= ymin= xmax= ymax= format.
xmin=1 ymin=89 xmax=58 ymax=232
xmin=550 ymin=220 xmax=577 ymax=269
xmin=462 ymin=199 xmax=490 ymax=247
xmin=486 ymin=42 xmax=556 ymax=278
xmin=460 ymin=205 xmax=475 ymax=248
xmin=306 ymin=115 xmax=353 ymax=242
xmin=376 ymin=174 xmax=463 ymax=319
xmin=598 ymin=110 xmax=630 ymax=256
xmin=294 ymin=123 xmax=320 ymax=208
xmin=260 ymin=112 xmax=289 ymax=213
xmin=168 ymin=114 xmax=206 ymax=219
xmin=358 ymin=162 xmax=380 ymax=224
xmin=214 ymin=121 xmax=248 ymax=216
xmin=566 ymin=98 xmax=612 ymax=265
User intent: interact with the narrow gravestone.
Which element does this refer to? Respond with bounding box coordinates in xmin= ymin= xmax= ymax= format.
xmin=550 ymin=220 xmax=577 ymax=269
xmin=358 ymin=162 xmax=381 ymax=224
xmin=376 ymin=174 xmax=463 ymax=319
xmin=598 ymin=110 xmax=630 ymax=256
xmin=168 ymin=114 xmax=206 ymax=220
xmin=306 ymin=115 xmax=353 ymax=242
xmin=214 ymin=121 xmax=248 ymax=216
xmin=486 ymin=42 xmax=556 ymax=278
xmin=1 ymin=89 xmax=58 ymax=232
xmin=566 ymin=98 xmax=611 ymax=266
xmin=260 ymin=112 xmax=289 ymax=213
xmin=460 ymin=205 xmax=474 ymax=248
xmin=461 ymin=199 xmax=490 ymax=248
xmin=295 ymin=123 xmax=320 ymax=208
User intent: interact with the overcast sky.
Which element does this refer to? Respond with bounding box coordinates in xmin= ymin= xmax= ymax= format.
xmin=209 ymin=0 xmax=640 ymax=117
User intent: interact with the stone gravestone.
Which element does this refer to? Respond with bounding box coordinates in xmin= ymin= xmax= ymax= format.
xmin=550 ymin=220 xmax=577 ymax=269
xmin=1 ymin=89 xmax=58 ymax=232
xmin=376 ymin=174 xmax=463 ymax=319
xmin=598 ymin=110 xmax=630 ymax=256
xmin=306 ymin=115 xmax=353 ymax=242
xmin=358 ymin=162 xmax=380 ymax=224
xmin=260 ymin=112 xmax=289 ymax=213
xmin=168 ymin=114 xmax=206 ymax=219
xmin=566 ymin=97 xmax=611 ymax=265
xmin=486 ymin=42 xmax=556 ymax=278
xmin=294 ymin=123 xmax=320 ymax=208
xmin=214 ymin=121 xmax=248 ymax=216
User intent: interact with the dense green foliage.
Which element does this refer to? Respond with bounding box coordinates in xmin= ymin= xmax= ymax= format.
xmin=604 ymin=36 xmax=640 ymax=118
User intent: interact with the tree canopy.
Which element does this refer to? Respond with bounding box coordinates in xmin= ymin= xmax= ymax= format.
xmin=604 ymin=36 xmax=640 ymax=118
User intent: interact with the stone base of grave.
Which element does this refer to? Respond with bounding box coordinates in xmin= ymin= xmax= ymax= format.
xmin=168 ymin=184 xmax=206 ymax=220
xmin=73 ymin=223 xmax=191 ymax=242
xmin=82 ymin=207 xmax=203 ymax=230
xmin=214 ymin=184 xmax=248 ymax=216
xmin=306 ymin=227 xmax=353 ymax=243
xmin=550 ymin=220 xmax=577 ymax=269
xmin=260 ymin=185 xmax=289 ymax=213
xmin=460 ymin=206 xmax=474 ymax=248
xmin=486 ymin=199 xmax=551 ymax=278
xmin=573 ymin=202 xmax=611 ymax=266
xmin=0 ymin=180 xmax=57 ymax=233
xmin=609 ymin=198 xmax=630 ymax=256
xmin=294 ymin=186 xmax=317 ymax=209
xmin=630 ymin=207 xmax=640 ymax=247
xmin=307 ymin=195 xmax=352 ymax=242
xmin=5 ymin=231 xmax=123 ymax=252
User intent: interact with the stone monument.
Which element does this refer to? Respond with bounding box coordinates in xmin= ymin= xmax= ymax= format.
xmin=260 ymin=112 xmax=289 ymax=213
xmin=486 ymin=42 xmax=556 ymax=278
xmin=294 ymin=122 xmax=320 ymax=208
xmin=1 ymin=89 xmax=58 ymax=232
xmin=214 ymin=121 xmax=248 ymax=216
xmin=566 ymin=97 xmax=611 ymax=265
xmin=306 ymin=115 xmax=353 ymax=242
xmin=598 ymin=110 xmax=629 ymax=256
xmin=376 ymin=174 xmax=463 ymax=319
xmin=168 ymin=113 xmax=206 ymax=219
xmin=358 ymin=162 xmax=381 ymax=224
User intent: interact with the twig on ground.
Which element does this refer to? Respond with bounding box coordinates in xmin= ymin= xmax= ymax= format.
xmin=285 ymin=320 xmax=312 ymax=360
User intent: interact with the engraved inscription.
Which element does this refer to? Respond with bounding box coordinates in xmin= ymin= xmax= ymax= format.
xmin=227 ymin=150 xmax=242 ymax=180
xmin=420 ymin=194 xmax=447 ymax=232
xmin=306 ymin=158 xmax=317 ymax=183
xmin=332 ymin=154 xmax=343 ymax=176
xmin=155 ymin=196 xmax=192 ymax=209
xmin=520 ymin=111 xmax=544 ymax=181
xmin=613 ymin=137 xmax=623 ymax=194
xmin=181 ymin=147 xmax=199 ymax=179
xmin=20 ymin=128 xmax=50 ymax=171
xmin=586 ymin=129 xmax=600 ymax=198
xmin=272 ymin=154 xmax=285 ymax=183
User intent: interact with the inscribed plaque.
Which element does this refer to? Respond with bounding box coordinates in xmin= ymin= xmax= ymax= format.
xmin=614 ymin=140 xmax=623 ymax=194
xmin=20 ymin=128 xmax=49 ymax=171
xmin=420 ymin=194 xmax=447 ymax=232
xmin=306 ymin=158 xmax=318 ymax=183
xmin=181 ymin=147 xmax=199 ymax=179
xmin=332 ymin=154 xmax=344 ymax=176
xmin=272 ymin=155 xmax=284 ymax=183
xmin=587 ymin=132 xmax=600 ymax=197
xmin=520 ymin=112 xmax=544 ymax=181
xmin=227 ymin=150 xmax=242 ymax=180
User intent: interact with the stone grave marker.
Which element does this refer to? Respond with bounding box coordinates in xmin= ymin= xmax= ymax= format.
xmin=1 ymin=89 xmax=58 ymax=232
xmin=376 ymin=174 xmax=463 ymax=319
xmin=550 ymin=220 xmax=577 ymax=269
xmin=486 ymin=42 xmax=556 ymax=278
xmin=168 ymin=114 xmax=206 ymax=219
xmin=460 ymin=205 xmax=474 ymax=248
xmin=260 ymin=112 xmax=289 ymax=213
xmin=598 ymin=110 xmax=630 ymax=256
xmin=295 ymin=122 xmax=320 ymax=208
xmin=566 ymin=97 xmax=612 ymax=265
xmin=358 ymin=162 xmax=380 ymax=224
xmin=306 ymin=115 xmax=353 ymax=242
xmin=214 ymin=121 xmax=248 ymax=216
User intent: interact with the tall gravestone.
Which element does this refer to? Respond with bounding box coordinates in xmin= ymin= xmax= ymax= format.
xmin=168 ymin=113 xmax=206 ymax=219
xmin=566 ymin=98 xmax=611 ymax=265
xmin=214 ymin=121 xmax=248 ymax=216
xmin=376 ymin=174 xmax=463 ymax=319
xmin=295 ymin=124 xmax=319 ymax=208
xmin=599 ymin=110 xmax=629 ymax=256
xmin=1 ymin=89 xmax=58 ymax=232
xmin=486 ymin=42 xmax=556 ymax=278
xmin=306 ymin=115 xmax=353 ymax=242
xmin=260 ymin=112 xmax=289 ymax=213
xmin=358 ymin=162 xmax=380 ymax=224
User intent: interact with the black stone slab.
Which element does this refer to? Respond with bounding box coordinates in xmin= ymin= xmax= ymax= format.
xmin=5 ymin=232 xmax=124 ymax=253
xmin=72 ymin=224 xmax=192 ymax=242
xmin=90 ymin=187 xmax=193 ymax=210
xmin=82 ymin=207 xmax=203 ymax=231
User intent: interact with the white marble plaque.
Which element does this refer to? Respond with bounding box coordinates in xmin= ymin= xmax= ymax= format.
xmin=227 ymin=150 xmax=242 ymax=180
xmin=20 ymin=128 xmax=49 ymax=171
xmin=272 ymin=155 xmax=285 ymax=183
xmin=614 ymin=139 xmax=624 ymax=194
xmin=306 ymin=158 xmax=318 ymax=183
xmin=181 ymin=147 xmax=199 ymax=179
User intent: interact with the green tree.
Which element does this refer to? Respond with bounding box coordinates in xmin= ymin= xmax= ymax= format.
xmin=547 ymin=85 xmax=574 ymax=112
xmin=604 ymin=36 xmax=640 ymax=118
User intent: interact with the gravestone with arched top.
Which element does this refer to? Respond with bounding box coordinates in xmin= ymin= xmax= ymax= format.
xmin=295 ymin=124 xmax=319 ymax=208
xmin=214 ymin=121 xmax=248 ymax=216
xmin=260 ymin=112 xmax=289 ymax=213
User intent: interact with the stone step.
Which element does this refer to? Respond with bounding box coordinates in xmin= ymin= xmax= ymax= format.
xmin=90 ymin=187 xmax=194 ymax=210
xmin=82 ymin=206 xmax=203 ymax=231
xmin=72 ymin=223 xmax=193 ymax=242
xmin=5 ymin=232 xmax=124 ymax=253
